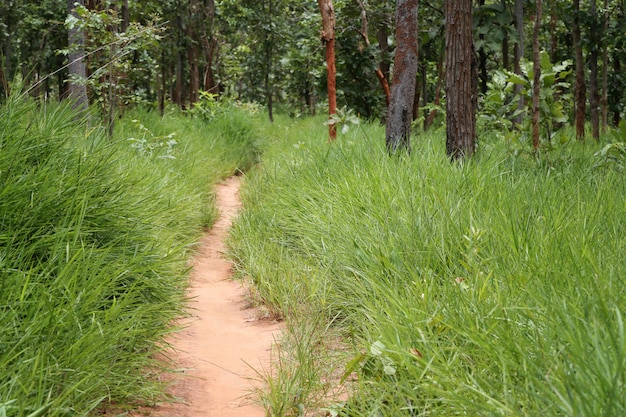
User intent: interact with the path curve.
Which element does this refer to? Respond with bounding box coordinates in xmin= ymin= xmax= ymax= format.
xmin=150 ymin=176 xmax=281 ymax=417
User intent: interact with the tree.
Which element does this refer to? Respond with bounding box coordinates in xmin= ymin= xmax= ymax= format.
xmin=67 ymin=0 xmax=89 ymax=111
xmin=572 ymin=0 xmax=586 ymax=140
xmin=531 ymin=0 xmax=542 ymax=150
xmin=318 ymin=0 xmax=337 ymax=141
xmin=589 ymin=0 xmax=600 ymax=140
xmin=385 ymin=0 xmax=419 ymax=154
xmin=513 ymin=0 xmax=524 ymax=127
xmin=445 ymin=0 xmax=476 ymax=160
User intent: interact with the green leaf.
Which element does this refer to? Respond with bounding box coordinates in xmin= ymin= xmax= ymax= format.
xmin=340 ymin=352 xmax=367 ymax=384
xmin=370 ymin=340 xmax=385 ymax=356
xmin=506 ymin=73 xmax=527 ymax=86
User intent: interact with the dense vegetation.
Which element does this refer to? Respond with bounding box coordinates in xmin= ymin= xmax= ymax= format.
xmin=0 ymin=98 xmax=261 ymax=415
xmin=2 ymin=0 xmax=626 ymax=416
xmin=228 ymin=118 xmax=626 ymax=416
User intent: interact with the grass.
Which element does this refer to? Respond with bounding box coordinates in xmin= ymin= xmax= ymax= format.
xmin=0 ymin=98 xmax=261 ymax=416
xmin=228 ymin=117 xmax=626 ymax=416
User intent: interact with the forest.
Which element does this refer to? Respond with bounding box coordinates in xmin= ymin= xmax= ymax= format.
xmin=1 ymin=0 xmax=625 ymax=416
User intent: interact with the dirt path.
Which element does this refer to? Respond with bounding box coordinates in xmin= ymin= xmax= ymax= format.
xmin=150 ymin=176 xmax=281 ymax=417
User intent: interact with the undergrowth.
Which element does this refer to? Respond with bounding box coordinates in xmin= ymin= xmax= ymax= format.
xmin=228 ymin=117 xmax=626 ymax=416
xmin=0 ymin=98 xmax=261 ymax=416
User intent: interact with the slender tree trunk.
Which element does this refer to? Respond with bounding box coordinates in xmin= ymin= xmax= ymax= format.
xmin=0 ymin=63 xmax=7 ymax=98
xmin=201 ymin=0 xmax=218 ymax=94
xmin=445 ymin=0 xmax=477 ymax=160
xmin=531 ymin=0 xmax=542 ymax=150
xmin=157 ymin=53 xmax=165 ymax=116
xmin=513 ymin=0 xmax=524 ymax=126
xmin=318 ymin=0 xmax=337 ymax=141
xmin=573 ymin=0 xmax=587 ymax=140
xmin=67 ymin=0 xmax=89 ymax=111
xmin=187 ymin=0 xmax=201 ymax=106
xmin=120 ymin=0 xmax=129 ymax=32
xmin=549 ymin=4 xmax=558 ymax=63
xmin=377 ymin=26 xmax=391 ymax=82
xmin=477 ymin=0 xmax=488 ymax=95
xmin=613 ymin=52 xmax=621 ymax=127
xmin=356 ymin=0 xmax=391 ymax=106
xmin=107 ymin=1 xmax=118 ymax=137
xmin=264 ymin=41 xmax=274 ymax=122
xmin=601 ymin=0 xmax=609 ymax=133
xmin=174 ymin=50 xmax=184 ymax=108
xmin=2 ymin=2 xmax=12 ymax=95
xmin=386 ymin=0 xmax=419 ymax=154
xmin=589 ymin=0 xmax=600 ymax=140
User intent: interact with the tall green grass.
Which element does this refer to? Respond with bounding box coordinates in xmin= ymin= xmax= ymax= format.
xmin=228 ymin=119 xmax=625 ymax=416
xmin=0 ymin=98 xmax=261 ymax=416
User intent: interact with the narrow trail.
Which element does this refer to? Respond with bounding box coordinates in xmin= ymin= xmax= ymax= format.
xmin=150 ymin=176 xmax=281 ymax=417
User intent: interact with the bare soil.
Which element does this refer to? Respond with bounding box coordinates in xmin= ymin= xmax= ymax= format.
xmin=147 ymin=176 xmax=281 ymax=417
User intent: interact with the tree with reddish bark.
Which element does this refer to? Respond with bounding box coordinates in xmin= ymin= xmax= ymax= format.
xmin=385 ymin=0 xmax=419 ymax=154
xmin=445 ymin=0 xmax=477 ymax=160
xmin=318 ymin=0 xmax=337 ymax=141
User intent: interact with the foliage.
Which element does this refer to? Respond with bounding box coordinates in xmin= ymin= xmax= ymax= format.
xmin=228 ymin=116 xmax=626 ymax=416
xmin=325 ymin=106 xmax=361 ymax=135
xmin=61 ymin=4 xmax=163 ymax=116
xmin=480 ymin=51 xmax=572 ymax=148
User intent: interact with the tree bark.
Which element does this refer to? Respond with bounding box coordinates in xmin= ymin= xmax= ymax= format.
xmin=445 ymin=0 xmax=477 ymax=160
xmin=477 ymin=0 xmax=488 ymax=95
xmin=67 ymin=0 xmax=89 ymax=112
xmin=601 ymin=0 xmax=609 ymax=133
xmin=549 ymin=4 xmax=558 ymax=63
xmin=386 ymin=0 xmax=419 ymax=154
xmin=613 ymin=52 xmax=621 ymax=127
xmin=377 ymin=26 xmax=391 ymax=83
xmin=531 ymin=0 xmax=542 ymax=150
xmin=513 ymin=0 xmax=524 ymax=126
xmin=120 ymin=0 xmax=129 ymax=32
xmin=589 ymin=0 xmax=600 ymax=140
xmin=318 ymin=0 xmax=337 ymax=141
xmin=201 ymin=0 xmax=218 ymax=94
xmin=573 ymin=0 xmax=587 ymax=140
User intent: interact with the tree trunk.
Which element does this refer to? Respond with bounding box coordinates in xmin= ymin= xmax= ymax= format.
xmin=120 ymin=0 xmax=129 ymax=32
xmin=550 ymin=4 xmax=558 ymax=63
xmin=513 ymin=0 xmax=524 ymax=126
xmin=377 ymin=26 xmax=391 ymax=82
xmin=531 ymin=0 xmax=542 ymax=150
xmin=386 ymin=0 xmax=419 ymax=154
xmin=477 ymin=0 xmax=488 ymax=95
xmin=318 ymin=0 xmax=337 ymax=141
xmin=67 ymin=0 xmax=89 ymax=112
xmin=356 ymin=0 xmax=391 ymax=106
xmin=264 ymin=41 xmax=274 ymax=122
xmin=589 ymin=0 xmax=600 ymax=140
xmin=573 ymin=0 xmax=587 ymax=140
xmin=201 ymin=0 xmax=218 ymax=94
xmin=613 ymin=52 xmax=621 ymax=127
xmin=445 ymin=0 xmax=477 ymax=160
xmin=601 ymin=0 xmax=609 ymax=133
